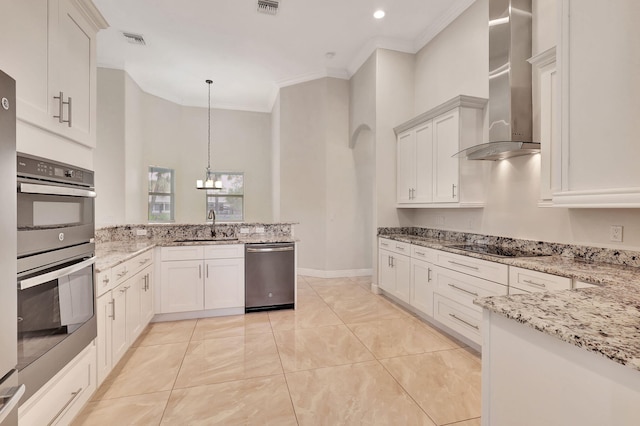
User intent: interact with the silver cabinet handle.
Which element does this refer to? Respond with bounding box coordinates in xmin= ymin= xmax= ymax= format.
xmin=448 ymin=260 xmax=479 ymax=271
xmin=408 ymin=188 xmax=412 ymax=199
xmin=396 ymin=245 xmax=405 ymax=251
xmin=448 ymin=283 xmax=479 ymax=297
xmin=391 ymin=256 xmax=394 ymax=268
xmin=449 ymin=313 xmax=479 ymax=330
xmin=427 ymin=268 xmax=432 ymax=282
xmin=53 ymin=91 xmax=65 ymax=123
xmin=415 ymin=251 xmax=425 ymax=256
xmin=523 ymin=279 xmax=546 ymax=288
xmin=48 ymin=387 xmax=82 ymax=426
xmin=116 ymin=269 xmax=129 ymax=279
xmin=199 ymin=264 xmax=202 ymax=279
xmin=108 ymin=299 xmax=115 ymax=319
xmin=103 ymin=276 xmax=110 ymax=284
xmin=18 ymin=182 xmax=97 ymax=198
xmin=19 ymin=256 xmax=96 ymax=290
xmin=139 ymin=258 xmax=150 ymax=266
xmin=412 ymin=188 xmax=415 ymax=199
xmin=452 ymin=184 xmax=457 ymax=198
xmin=66 ymin=96 xmax=72 ymax=127
xmin=0 ymin=383 xmax=25 ymax=425
xmin=206 ymin=264 xmax=209 ymax=279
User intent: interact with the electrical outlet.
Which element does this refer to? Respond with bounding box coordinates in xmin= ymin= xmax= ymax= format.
xmin=255 ymin=226 xmax=265 ymax=234
xmin=240 ymin=227 xmax=250 ymax=234
xmin=135 ymin=229 xmax=147 ymax=236
xmin=610 ymin=225 xmax=623 ymax=242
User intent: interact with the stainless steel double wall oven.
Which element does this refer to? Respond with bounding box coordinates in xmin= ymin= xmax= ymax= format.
xmin=16 ymin=153 xmax=97 ymax=403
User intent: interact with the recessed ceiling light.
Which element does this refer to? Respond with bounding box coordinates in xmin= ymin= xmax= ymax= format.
xmin=373 ymin=10 xmax=386 ymax=19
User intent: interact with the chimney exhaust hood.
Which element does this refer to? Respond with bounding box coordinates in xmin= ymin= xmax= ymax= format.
xmin=455 ymin=0 xmax=539 ymax=161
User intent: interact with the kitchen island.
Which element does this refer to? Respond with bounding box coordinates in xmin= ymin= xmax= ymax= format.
xmin=476 ymin=285 xmax=640 ymax=426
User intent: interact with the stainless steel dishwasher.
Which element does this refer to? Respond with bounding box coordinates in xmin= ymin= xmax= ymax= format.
xmin=245 ymin=242 xmax=295 ymax=312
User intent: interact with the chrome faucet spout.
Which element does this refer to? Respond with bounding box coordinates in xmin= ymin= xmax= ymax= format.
xmin=208 ymin=209 xmax=216 ymax=237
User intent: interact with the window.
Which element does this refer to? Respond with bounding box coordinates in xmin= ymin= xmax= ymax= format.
xmin=148 ymin=166 xmax=175 ymax=222
xmin=206 ymin=172 xmax=244 ymax=222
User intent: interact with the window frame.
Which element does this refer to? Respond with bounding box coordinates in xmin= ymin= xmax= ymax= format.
xmin=205 ymin=172 xmax=244 ymax=222
xmin=148 ymin=166 xmax=175 ymax=223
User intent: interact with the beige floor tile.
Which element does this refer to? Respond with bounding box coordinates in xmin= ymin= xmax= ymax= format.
xmin=268 ymin=302 xmax=343 ymax=331
xmin=134 ymin=319 xmax=196 ymax=347
xmin=448 ymin=418 xmax=482 ymax=426
xmin=162 ymin=375 xmax=297 ymax=425
xmin=381 ymin=349 xmax=482 ymax=425
xmin=297 ymin=280 xmax=312 ymax=289
xmin=286 ymin=361 xmax=435 ymax=426
xmin=73 ymin=391 xmax=170 ymax=425
xmin=313 ymin=283 xmax=377 ymax=304
xmin=327 ymin=295 xmax=407 ymax=324
xmin=95 ymin=342 xmax=188 ymax=400
xmin=174 ymin=333 xmax=282 ymax=388
xmin=347 ymin=316 xmax=460 ymax=359
xmin=191 ymin=312 xmax=271 ymax=340
xmin=274 ymin=325 xmax=374 ymax=372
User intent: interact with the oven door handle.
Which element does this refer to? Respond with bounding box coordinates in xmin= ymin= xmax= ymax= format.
xmin=18 ymin=182 xmax=96 ymax=198
xmin=18 ymin=256 xmax=96 ymax=290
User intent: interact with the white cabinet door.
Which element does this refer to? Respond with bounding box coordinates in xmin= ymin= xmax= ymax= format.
xmin=396 ymin=131 xmax=415 ymax=203
xmin=140 ymin=268 xmax=154 ymax=325
xmin=204 ymin=258 xmax=245 ymax=309
xmin=96 ymin=292 xmax=113 ymax=387
xmin=125 ymin=272 xmax=143 ymax=344
xmin=111 ymin=283 xmax=128 ymax=366
xmin=410 ymin=258 xmax=434 ymax=316
xmin=378 ymin=250 xmax=395 ymax=293
xmin=432 ymin=109 xmax=460 ymax=203
xmin=413 ymin=122 xmax=434 ymax=203
xmin=0 ymin=0 xmax=50 ymax=127
xmin=393 ymin=253 xmax=411 ymax=304
xmin=160 ymin=260 xmax=204 ymax=313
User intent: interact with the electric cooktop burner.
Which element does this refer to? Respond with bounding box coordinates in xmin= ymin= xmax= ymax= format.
xmin=447 ymin=244 xmax=550 ymax=258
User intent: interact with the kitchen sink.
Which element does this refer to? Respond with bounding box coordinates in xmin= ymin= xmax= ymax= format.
xmin=174 ymin=238 xmax=239 ymax=243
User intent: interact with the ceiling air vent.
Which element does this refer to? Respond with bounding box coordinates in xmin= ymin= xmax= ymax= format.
xmin=257 ymin=0 xmax=279 ymax=15
xmin=122 ymin=32 xmax=146 ymax=46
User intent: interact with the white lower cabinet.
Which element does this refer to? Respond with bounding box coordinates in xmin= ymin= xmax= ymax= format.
xmin=19 ymin=344 xmax=96 ymax=426
xmin=410 ymin=258 xmax=435 ymax=316
xmin=434 ymin=293 xmax=483 ymax=345
xmin=159 ymin=244 xmax=245 ymax=314
xmin=378 ymin=248 xmax=410 ymax=303
xmin=96 ymin=251 xmax=154 ymax=387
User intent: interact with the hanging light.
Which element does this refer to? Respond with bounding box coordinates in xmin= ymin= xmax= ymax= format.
xmin=196 ymin=79 xmax=223 ymax=190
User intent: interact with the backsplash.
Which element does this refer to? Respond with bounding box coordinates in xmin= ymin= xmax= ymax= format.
xmin=378 ymin=227 xmax=640 ymax=268
xmin=96 ymin=223 xmax=295 ymax=243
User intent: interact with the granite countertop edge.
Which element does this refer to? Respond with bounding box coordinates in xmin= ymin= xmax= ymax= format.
xmin=95 ymin=237 xmax=297 ymax=272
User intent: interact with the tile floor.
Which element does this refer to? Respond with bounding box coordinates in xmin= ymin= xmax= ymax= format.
xmin=73 ymin=276 xmax=481 ymax=425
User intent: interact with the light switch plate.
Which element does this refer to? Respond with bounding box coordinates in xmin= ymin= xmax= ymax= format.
xmin=255 ymin=226 xmax=265 ymax=234
xmin=610 ymin=225 xmax=623 ymax=242
xmin=135 ymin=229 xmax=147 ymax=236
xmin=240 ymin=227 xmax=250 ymax=234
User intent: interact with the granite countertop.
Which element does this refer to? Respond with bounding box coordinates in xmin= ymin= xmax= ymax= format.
xmin=95 ymin=237 xmax=297 ymax=272
xmin=380 ymin=233 xmax=640 ymax=372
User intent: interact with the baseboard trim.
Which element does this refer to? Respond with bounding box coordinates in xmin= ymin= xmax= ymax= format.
xmin=297 ymin=268 xmax=373 ymax=279
xmin=151 ymin=307 xmax=244 ymax=323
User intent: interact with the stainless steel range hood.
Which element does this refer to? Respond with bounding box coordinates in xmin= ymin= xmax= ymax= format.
xmin=455 ymin=0 xmax=539 ymax=161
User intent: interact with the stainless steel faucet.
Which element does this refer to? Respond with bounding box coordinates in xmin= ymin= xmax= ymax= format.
xmin=208 ymin=209 xmax=216 ymax=237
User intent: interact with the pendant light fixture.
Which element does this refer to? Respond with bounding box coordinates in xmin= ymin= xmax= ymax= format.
xmin=196 ymin=79 xmax=222 ymax=190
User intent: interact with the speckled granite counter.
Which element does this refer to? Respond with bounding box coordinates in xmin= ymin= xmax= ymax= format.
xmin=379 ymin=231 xmax=640 ymax=372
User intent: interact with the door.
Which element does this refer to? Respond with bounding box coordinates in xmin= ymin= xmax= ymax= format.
xmin=396 ymin=131 xmax=415 ymax=203
xmin=125 ymin=273 xmax=142 ymax=344
xmin=96 ymin=292 xmax=113 ymax=386
xmin=410 ymin=258 xmax=434 ymax=316
xmin=160 ymin=260 xmax=204 ymax=313
xmin=433 ymin=109 xmax=460 ymax=203
xmin=111 ymin=283 xmax=127 ymax=366
xmin=378 ymin=250 xmax=395 ymax=293
xmin=413 ymin=121 xmax=434 ymax=203
xmin=204 ymin=258 xmax=244 ymax=309
xmin=393 ymin=254 xmax=411 ymax=303
xmin=140 ymin=268 xmax=154 ymax=325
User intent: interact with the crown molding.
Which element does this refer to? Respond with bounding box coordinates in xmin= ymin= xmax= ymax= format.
xmin=347 ymin=36 xmax=415 ymax=77
xmin=71 ymin=0 xmax=109 ymax=31
xmin=414 ymin=0 xmax=476 ymax=52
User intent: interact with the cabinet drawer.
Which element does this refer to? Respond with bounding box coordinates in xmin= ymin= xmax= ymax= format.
xmin=161 ymin=246 xmax=205 ymax=261
xmin=378 ymin=238 xmax=410 ymax=256
xmin=436 ymin=251 xmax=508 ymax=284
xmin=411 ymin=245 xmax=437 ymax=263
xmin=204 ymin=244 xmax=244 ymax=259
xmin=96 ymin=268 xmax=113 ymax=297
xmin=129 ymin=250 xmax=154 ymax=276
xmin=434 ymin=266 xmax=507 ymax=308
xmin=19 ymin=345 xmax=95 ymax=426
xmin=509 ymin=267 xmax=571 ymax=293
xmin=433 ymin=294 xmax=482 ymax=346
xmin=112 ymin=260 xmax=133 ymax=286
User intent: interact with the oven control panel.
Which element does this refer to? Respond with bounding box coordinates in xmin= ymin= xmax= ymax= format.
xmin=17 ymin=153 xmax=94 ymax=187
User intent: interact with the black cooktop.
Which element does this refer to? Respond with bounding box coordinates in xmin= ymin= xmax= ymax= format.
xmin=448 ymin=244 xmax=549 ymax=258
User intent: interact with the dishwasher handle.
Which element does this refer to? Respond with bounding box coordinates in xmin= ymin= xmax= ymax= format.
xmin=247 ymin=246 xmax=294 ymax=253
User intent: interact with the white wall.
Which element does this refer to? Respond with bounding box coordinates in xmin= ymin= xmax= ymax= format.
xmin=96 ymin=68 xmax=273 ymax=227
xmin=271 ymin=94 xmax=281 ymax=221
xmin=408 ymin=0 xmax=640 ymax=250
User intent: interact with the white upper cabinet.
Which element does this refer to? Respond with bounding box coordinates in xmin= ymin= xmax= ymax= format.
xmin=394 ymin=95 xmax=487 ymax=208
xmin=0 ymin=0 xmax=107 ymax=148
xmin=554 ymin=0 xmax=640 ymax=207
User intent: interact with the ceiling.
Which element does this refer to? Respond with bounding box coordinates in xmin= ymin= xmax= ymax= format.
xmin=94 ymin=0 xmax=476 ymax=112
